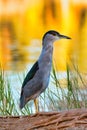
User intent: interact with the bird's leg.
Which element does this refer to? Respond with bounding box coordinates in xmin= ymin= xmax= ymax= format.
xmin=34 ymin=98 xmax=39 ymax=113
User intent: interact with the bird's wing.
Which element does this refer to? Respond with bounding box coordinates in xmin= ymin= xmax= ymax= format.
xmin=20 ymin=78 xmax=42 ymax=109
xmin=22 ymin=61 xmax=39 ymax=88
xmin=20 ymin=61 xmax=40 ymax=109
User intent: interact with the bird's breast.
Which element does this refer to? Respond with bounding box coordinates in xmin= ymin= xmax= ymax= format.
xmin=38 ymin=61 xmax=52 ymax=90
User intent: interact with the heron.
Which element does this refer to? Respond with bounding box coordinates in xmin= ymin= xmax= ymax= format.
xmin=20 ymin=30 xmax=71 ymax=112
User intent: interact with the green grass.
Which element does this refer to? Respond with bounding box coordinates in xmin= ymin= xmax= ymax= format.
xmin=0 ymin=63 xmax=87 ymax=115
xmin=48 ymin=64 xmax=87 ymax=110
xmin=0 ymin=69 xmax=31 ymax=115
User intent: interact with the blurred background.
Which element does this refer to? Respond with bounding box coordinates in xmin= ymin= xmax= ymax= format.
xmin=0 ymin=0 xmax=87 ymax=72
xmin=0 ymin=0 xmax=87 ymax=113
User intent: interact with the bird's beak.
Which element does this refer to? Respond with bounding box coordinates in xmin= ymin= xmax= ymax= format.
xmin=59 ymin=34 xmax=71 ymax=39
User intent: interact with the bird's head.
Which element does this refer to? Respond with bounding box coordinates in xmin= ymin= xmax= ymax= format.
xmin=42 ymin=30 xmax=71 ymax=44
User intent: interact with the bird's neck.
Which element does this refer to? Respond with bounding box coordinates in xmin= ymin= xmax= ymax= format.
xmin=39 ymin=41 xmax=53 ymax=64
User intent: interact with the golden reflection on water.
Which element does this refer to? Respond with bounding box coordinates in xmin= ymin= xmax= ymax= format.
xmin=0 ymin=0 xmax=87 ymax=72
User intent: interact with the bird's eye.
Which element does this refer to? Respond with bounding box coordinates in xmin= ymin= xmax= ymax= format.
xmin=52 ymin=33 xmax=56 ymax=36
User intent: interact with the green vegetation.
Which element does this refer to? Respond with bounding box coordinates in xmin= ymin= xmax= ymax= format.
xmin=0 ymin=70 xmax=31 ymax=115
xmin=0 ymin=70 xmax=14 ymax=115
xmin=47 ymin=64 xmax=87 ymax=110
xmin=0 ymin=64 xmax=86 ymax=115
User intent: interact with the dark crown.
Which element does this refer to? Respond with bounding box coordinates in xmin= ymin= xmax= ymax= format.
xmin=42 ymin=30 xmax=60 ymax=40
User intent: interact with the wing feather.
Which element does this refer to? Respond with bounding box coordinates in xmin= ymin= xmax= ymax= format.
xmin=20 ymin=61 xmax=39 ymax=109
xmin=22 ymin=61 xmax=39 ymax=88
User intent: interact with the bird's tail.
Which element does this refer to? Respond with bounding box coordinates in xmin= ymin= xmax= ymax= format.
xmin=20 ymin=94 xmax=26 ymax=109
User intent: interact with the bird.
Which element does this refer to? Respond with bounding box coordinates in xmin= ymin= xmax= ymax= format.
xmin=20 ymin=30 xmax=71 ymax=111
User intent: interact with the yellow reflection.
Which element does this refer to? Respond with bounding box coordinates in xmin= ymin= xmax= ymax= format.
xmin=0 ymin=22 xmax=11 ymax=69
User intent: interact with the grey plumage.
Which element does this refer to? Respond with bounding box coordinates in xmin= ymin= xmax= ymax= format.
xmin=20 ymin=30 xmax=71 ymax=109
